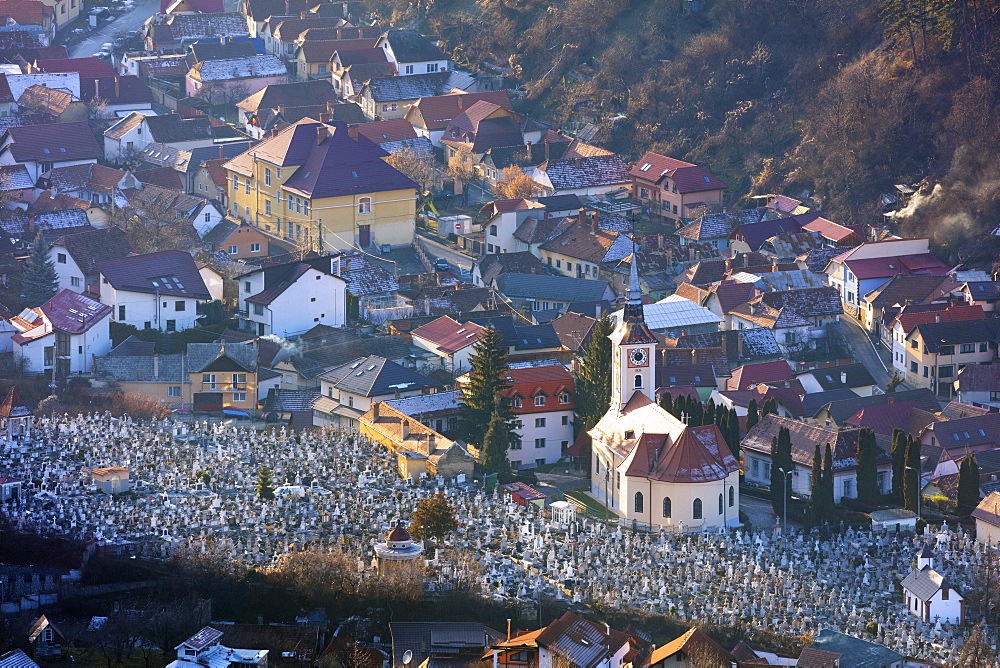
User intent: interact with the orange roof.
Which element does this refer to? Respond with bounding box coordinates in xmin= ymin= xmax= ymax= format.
xmin=411 ymin=316 xmax=485 ymax=353
xmin=648 ymin=628 xmax=734 ymax=665
xmin=895 ymin=303 xmax=985 ymax=334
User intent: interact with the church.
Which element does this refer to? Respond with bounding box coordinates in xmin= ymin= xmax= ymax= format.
xmin=588 ymin=253 xmax=740 ymax=529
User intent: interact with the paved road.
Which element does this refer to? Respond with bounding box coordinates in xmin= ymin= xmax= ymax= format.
xmin=840 ymin=315 xmax=894 ymax=389
xmin=741 ymin=494 xmax=782 ymax=531
xmin=70 ymin=0 xmax=160 ymax=58
xmin=416 ymin=230 xmax=474 ymax=278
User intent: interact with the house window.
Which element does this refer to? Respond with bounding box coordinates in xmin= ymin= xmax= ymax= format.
xmin=534 ymin=417 xmax=546 ymax=428
xmin=233 ymin=392 xmax=247 ymax=402
xmin=534 ymin=395 xmax=545 ymax=406
xmin=939 ymin=345 xmax=954 ymax=355
xmin=118 ymin=305 xmax=125 ymax=320
xmin=229 ymin=246 xmax=238 ymax=254
xmin=204 ymin=212 xmax=211 ymax=222
xmin=426 ymin=63 xmax=439 ymax=73
xmin=489 ymin=224 xmax=497 ymax=236
xmin=960 ymin=343 xmax=976 ymax=354
xmin=175 ymin=301 xmax=185 ymax=311
xmin=910 ymin=361 xmax=918 ymax=373
xmin=512 ymin=397 xmax=522 ymax=408
xmin=561 ymin=415 xmax=568 ymax=425
xmin=939 ymin=365 xmax=954 ymax=379
xmin=355 ymin=196 xmax=372 ymax=214
xmin=264 ymin=168 xmax=271 ymax=186
xmin=244 ymin=281 xmax=251 ymax=292
xmin=303 ymin=201 xmax=309 ymax=215
xmin=57 ymin=253 xmax=66 ymax=263
xmin=245 ymin=181 xmax=250 ymax=195
xmin=404 ymin=64 xmax=414 ymax=74
xmin=319 ymin=64 xmax=327 ymax=73
xmin=910 ymin=339 xmax=918 ymax=349
xmin=843 ymin=478 xmax=853 ymax=498
xmin=923 ymin=366 xmax=929 ymax=377
xmin=662 ymin=497 xmax=671 ymax=518
xmin=168 ymin=386 xmax=181 ymax=397
xmin=534 ymin=438 xmax=545 ymax=449
xmin=70 ymin=276 xmax=81 ymax=287
xmin=166 ymin=320 xmax=176 ymax=331
xmin=634 ymin=491 xmax=643 ymax=513
xmin=244 ymin=206 xmax=250 ymax=219
xmin=693 ymin=498 xmax=703 ymax=520
xmin=250 ymin=243 xmax=260 ymax=253
xmin=729 ymin=486 xmax=735 ymax=507
xmin=43 ymin=346 xmax=53 ymax=367
xmin=942 ymin=588 xmax=949 ymax=601
xmin=265 ymin=199 xmax=271 ymax=215
xmin=510 ymin=437 xmax=522 ymax=450
xmin=751 ymin=458 xmax=759 ymax=476
xmin=559 ymin=393 xmax=569 ymax=404
xmin=980 ymin=342 xmax=989 ymax=352
xmin=634 ymin=374 xmax=642 ymax=388
xmin=719 ymin=493 xmax=724 ymax=515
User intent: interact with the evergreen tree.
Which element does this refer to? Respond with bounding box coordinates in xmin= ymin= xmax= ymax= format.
xmin=20 ymin=231 xmax=58 ymax=308
xmin=746 ymin=398 xmax=759 ymax=432
xmin=760 ymin=397 xmax=778 ymax=417
xmin=690 ymin=399 xmax=704 ymax=427
xmin=855 ymin=428 xmax=880 ymax=505
xmin=718 ymin=410 xmax=738 ymax=457
xmin=659 ymin=391 xmax=673 ymax=415
xmin=822 ymin=442 xmax=835 ymax=524
xmin=903 ymin=435 xmax=921 ymax=513
xmin=704 ymin=399 xmax=716 ymax=427
xmin=807 ymin=443 xmax=824 ymax=527
xmin=458 ymin=326 xmax=513 ymax=448
xmin=574 ymin=314 xmax=613 ymax=430
xmin=890 ymin=428 xmax=906 ymax=504
xmin=480 ymin=412 xmax=513 ymax=480
xmin=729 ymin=407 xmax=739 ymax=443
xmin=256 ymin=465 xmax=274 ymax=501
xmin=770 ymin=427 xmax=793 ymax=517
xmin=957 ymin=454 xmax=981 ymax=517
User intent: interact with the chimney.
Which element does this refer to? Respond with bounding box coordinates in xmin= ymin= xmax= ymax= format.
xmin=319 ymin=112 xmax=331 ymax=123
xmin=93 ymin=78 xmax=99 ymax=99
xmin=153 ymin=354 xmax=159 ymax=378
xmin=590 ymin=211 xmax=599 ymax=235
xmin=506 ymin=620 xmax=512 ymax=642
xmin=316 ymin=126 xmax=327 ymax=145
xmin=841 ymin=371 xmax=847 ymax=385
xmin=574 ymin=157 xmax=583 ymax=169
xmin=300 ymin=10 xmax=308 ymax=18
xmin=218 ymin=144 xmax=223 ymax=158
xmin=271 ymin=128 xmax=280 ymax=137
xmin=114 ymin=76 xmax=120 ymax=98
xmin=372 ymin=402 xmax=379 ymax=420
xmin=737 ymin=332 xmax=744 ymax=358
xmin=887 ymin=397 xmax=894 ymax=404
xmin=401 ymin=419 xmax=409 ymax=440
xmin=934 ymin=314 xmax=940 ymax=323
xmin=428 ymin=433 xmax=435 ymax=450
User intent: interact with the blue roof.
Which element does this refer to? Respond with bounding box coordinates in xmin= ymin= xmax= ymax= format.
xmin=808 ymin=629 xmax=904 ymax=667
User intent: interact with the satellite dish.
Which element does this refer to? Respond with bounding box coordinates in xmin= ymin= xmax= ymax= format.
xmin=402 ymin=650 xmax=413 ymax=665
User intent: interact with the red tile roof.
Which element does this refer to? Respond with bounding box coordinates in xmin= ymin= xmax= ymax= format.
xmin=727 ymin=360 xmax=795 ymax=391
xmin=411 ymin=315 xmax=485 ymax=353
xmin=501 ymin=364 xmax=574 ymax=414
xmin=351 ymin=118 xmax=417 ymax=144
xmin=841 ymin=253 xmax=952 ymax=280
xmin=895 ymin=303 xmax=985 ymax=334
xmin=801 ymin=216 xmax=860 ymax=244
xmin=629 ymin=151 xmax=728 ymax=193
xmin=34 ymin=57 xmax=115 ymax=78
xmin=0 ymin=0 xmax=52 ymax=26
xmin=11 ymin=289 xmax=111 ymax=343
xmin=405 ymin=91 xmax=512 ymax=131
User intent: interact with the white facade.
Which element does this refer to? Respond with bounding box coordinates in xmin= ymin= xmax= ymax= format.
xmin=379 ymin=38 xmax=450 ymax=76
xmin=239 ymin=266 xmax=346 ymax=337
xmin=49 ymin=247 xmax=86 ymax=293
xmin=199 ymin=266 xmax=224 ymax=302
xmin=410 ymin=335 xmax=476 ymax=374
xmin=902 ymin=569 xmax=964 ymax=625
xmin=509 ymin=408 xmax=574 ymax=470
xmin=0 ymin=153 xmax=94 ymax=182
xmin=742 ymin=451 xmax=892 ymax=502
xmin=14 ymin=319 xmax=111 ymax=374
xmin=102 ymin=282 xmax=203 ymax=332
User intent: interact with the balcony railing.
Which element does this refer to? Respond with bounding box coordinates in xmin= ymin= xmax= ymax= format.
xmin=201 ymin=382 xmax=248 ymax=391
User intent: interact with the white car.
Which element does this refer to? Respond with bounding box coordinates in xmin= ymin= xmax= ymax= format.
xmin=93 ymin=42 xmax=114 ymax=59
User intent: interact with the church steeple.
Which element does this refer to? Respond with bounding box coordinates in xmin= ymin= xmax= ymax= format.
xmin=609 ymin=239 xmax=657 ymax=410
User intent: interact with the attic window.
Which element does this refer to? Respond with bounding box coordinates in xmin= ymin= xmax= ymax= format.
xmin=351 ymin=171 xmax=358 ymax=178
xmin=703 ymin=175 xmax=711 ymax=183
xmin=59 ymin=148 xmax=66 ymax=153
xmin=350 ymin=362 xmax=361 ymax=368
xmin=953 ymin=433 xmax=960 ymax=441
xmin=42 ymin=148 xmax=50 ymax=154
xmin=978 ymin=428 xmax=986 ymax=436
xmin=366 ymin=365 xmax=376 ymax=371
xmin=639 ymin=163 xmax=652 ymax=172
xmin=624 ymin=430 xmax=635 ymax=439
xmin=963 ymin=431 xmax=971 ymax=439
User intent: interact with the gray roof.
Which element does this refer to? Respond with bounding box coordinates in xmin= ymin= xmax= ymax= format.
xmin=364 ymin=71 xmax=471 ymax=103
xmin=813 ymin=388 xmax=941 ymax=423
xmin=318 ymin=355 xmax=440 ymax=397
xmin=106 ymin=334 xmax=156 ymax=357
xmin=389 ymin=623 xmax=502 ymax=668
xmin=901 ymin=566 xmax=958 ymax=602
xmin=384 ymin=30 xmax=447 ymax=62
xmin=384 ymin=389 xmax=460 ymax=416
xmin=187 ymin=342 xmax=256 ymax=373
xmin=807 ymin=629 xmax=904 ymax=667
xmin=800 ymin=389 xmax=859 ymax=416
xmin=493 ymin=273 xmax=612 ymax=303
xmin=801 ymin=363 xmax=876 ymax=391
xmin=93 ymin=342 xmax=256 ymax=382
xmin=264 ymin=389 xmax=320 ymax=411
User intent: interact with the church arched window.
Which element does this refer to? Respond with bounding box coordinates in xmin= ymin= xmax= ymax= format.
xmin=693 ymin=498 xmax=703 ymax=520
xmin=634 ymin=491 xmax=643 ymax=513
xmin=718 ymin=493 xmax=724 ymax=515
xmin=662 ymin=497 xmax=671 ymax=518
xmin=634 ymin=374 xmax=642 ymax=388
xmin=729 ymin=486 xmax=735 ymax=507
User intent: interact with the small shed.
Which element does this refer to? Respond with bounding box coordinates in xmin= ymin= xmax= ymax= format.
xmin=89 ymin=467 xmax=130 ymax=494
xmin=869 ymin=508 xmax=918 ymax=532
xmin=501 ymin=482 xmax=547 ymax=508
xmin=0 ymin=477 xmax=21 ymax=502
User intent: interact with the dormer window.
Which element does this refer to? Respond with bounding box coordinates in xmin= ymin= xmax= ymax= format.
xmin=512 ymin=397 xmax=522 ymax=408
xmin=534 ymin=395 xmax=545 ymax=406
xmin=624 ymin=430 xmax=635 ymax=439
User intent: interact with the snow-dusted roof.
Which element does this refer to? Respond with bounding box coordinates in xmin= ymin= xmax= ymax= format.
xmin=612 ymin=294 xmax=723 ymax=332
xmin=383 ymin=389 xmax=460 ymax=416
xmin=192 ymin=55 xmax=286 ymax=81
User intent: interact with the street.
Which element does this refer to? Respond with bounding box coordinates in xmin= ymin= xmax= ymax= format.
xmin=740 ymin=493 xmax=781 ymax=530
xmin=69 ymin=0 xmax=159 ymax=58
xmin=416 ymin=230 xmax=474 ymax=278
xmin=839 ymin=315 xmax=895 ymax=389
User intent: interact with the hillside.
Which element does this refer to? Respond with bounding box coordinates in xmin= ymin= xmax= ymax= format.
xmin=370 ymin=0 xmax=1000 ymax=266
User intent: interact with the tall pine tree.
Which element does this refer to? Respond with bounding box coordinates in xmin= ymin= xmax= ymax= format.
xmin=575 ymin=314 xmax=613 ymax=430
xmin=822 ymin=442 xmax=835 ymax=525
xmin=957 ymin=454 xmax=981 ymax=517
xmin=770 ymin=426 xmax=793 ymax=517
xmin=480 ymin=412 xmax=513 ymax=480
xmin=746 ymin=398 xmax=759 ymax=432
xmin=890 ymin=428 xmax=906 ymax=504
xmin=760 ymin=397 xmax=778 ymax=417
xmin=903 ymin=435 xmax=921 ymax=513
xmin=855 ymin=428 xmax=880 ymax=505
xmin=458 ymin=326 xmax=513 ymax=449
xmin=659 ymin=391 xmax=673 ymax=415
xmin=807 ymin=443 xmax=824 ymax=528
xmin=20 ymin=231 xmax=58 ymax=308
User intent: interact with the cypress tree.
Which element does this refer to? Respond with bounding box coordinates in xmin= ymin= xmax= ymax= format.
xmin=729 ymin=407 xmax=740 ymax=443
xmin=903 ymin=435 xmax=920 ymax=513
xmin=675 ymin=394 xmax=688 ymax=422
xmin=659 ymin=391 xmax=673 ymax=415
xmin=458 ymin=326 xmax=513 ymax=449
xmin=690 ymin=398 xmax=704 ymax=427
xmin=704 ymin=399 xmax=716 ymax=427
xmin=770 ymin=426 xmax=793 ymax=516
xmin=761 ymin=397 xmax=778 ymax=417
xmin=807 ymin=443 xmax=824 ymax=527
xmin=957 ymin=454 xmax=981 ymax=517
xmin=856 ymin=428 xmax=880 ymax=505
xmin=480 ymin=412 xmax=513 ymax=481
xmin=20 ymin=230 xmax=58 ymax=308
xmin=891 ymin=428 xmax=906 ymax=504
xmin=822 ymin=442 xmax=835 ymax=524
xmin=746 ymin=398 xmax=759 ymax=432
xmin=575 ymin=314 xmax=613 ymax=430
xmin=255 ymin=466 xmax=274 ymax=501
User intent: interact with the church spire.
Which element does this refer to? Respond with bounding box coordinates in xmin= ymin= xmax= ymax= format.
xmin=622 ymin=237 xmax=649 ymax=329
xmin=627 ymin=237 xmax=641 ymax=303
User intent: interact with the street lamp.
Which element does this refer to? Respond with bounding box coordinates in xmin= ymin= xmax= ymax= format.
xmin=778 ymin=467 xmax=794 ymax=530
xmin=905 ymin=465 xmax=922 ymax=519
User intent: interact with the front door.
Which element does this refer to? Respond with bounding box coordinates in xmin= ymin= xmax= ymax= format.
xmin=358 ymin=224 xmax=371 ymax=247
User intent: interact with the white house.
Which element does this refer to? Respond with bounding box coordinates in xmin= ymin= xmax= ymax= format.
xmin=167 ymin=626 xmax=267 ymax=668
xmin=410 ymin=316 xmax=485 ymax=375
xmin=376 ymin=30 xmax=451 ymax=76
xmin=96 ymin=250 xmax=211 ymax=332
xmin=10 ymin=290 xmax=112 ymax=374
xmin=901 ymin=547 xmax=964 ymax=625
xmin=481 ymin=200 xmax=546 ymax=255
xmin=103 ymin=113 xmax=227 ymax=164
xmin=238 ymin=256 xmax=347 ymax=337
xmin=500 ymin=362 xmax=575 ymax=470
xmin=495 ymin=612 xmax=634 ymax=668
xmin=0 ymin=121 xmax=102 ymax=181
xmin=48 ymin=227 xmax=133 ymax=294
xmin=198 ymin=264 xmax=224 ymax=302
xmin=972 ymin=491 xmax=1000 ymax=549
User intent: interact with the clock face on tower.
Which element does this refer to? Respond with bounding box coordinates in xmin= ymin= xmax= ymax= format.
xmin=627 ymin=347 xmax=648 ymax=368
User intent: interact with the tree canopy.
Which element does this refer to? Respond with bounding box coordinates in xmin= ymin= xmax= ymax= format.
xmin=409 ymin=493 xmax=459 ymax=542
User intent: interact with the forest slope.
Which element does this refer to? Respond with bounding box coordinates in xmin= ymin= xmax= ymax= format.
xmin=372 ymin=0 xmax=1000 ymax=266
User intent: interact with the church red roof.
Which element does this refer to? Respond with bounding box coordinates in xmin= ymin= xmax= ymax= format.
xmin=387 ymin=525 xmax=411 ymax=542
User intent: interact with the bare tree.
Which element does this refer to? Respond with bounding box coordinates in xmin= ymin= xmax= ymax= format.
xmin=493 ymin=166 xmax=539 ymax=199
xmin=447 ymin=154 xmax=475 ymax=205
xmin=384 ymin=147 xmax=437 ymax=194
xmin=108 ymin=188 xmax=200 ymax=253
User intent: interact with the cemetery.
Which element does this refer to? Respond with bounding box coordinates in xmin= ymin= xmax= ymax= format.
xmin=0 ymin=413 xmax=994 ymax=664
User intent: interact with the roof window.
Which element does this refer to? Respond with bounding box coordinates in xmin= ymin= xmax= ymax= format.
xmin=639 ymin=163 xmax=652 ymax=172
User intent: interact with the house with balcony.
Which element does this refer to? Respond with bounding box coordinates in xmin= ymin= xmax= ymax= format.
xmin=96 ymin=250 xmax=212 ymax=332
xmin=224 ymin=118 xmax=417 ymax=250
xmin=410 ymin=316 xmax=484 ymax=374
xmin=237 ymin=255 xmax=347 ymax=337
xmin=9 ymin=289 xmax=112 ymax=375
xmin=629 ymin=151 xmax=727 ymax=224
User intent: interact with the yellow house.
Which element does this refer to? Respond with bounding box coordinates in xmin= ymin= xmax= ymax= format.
xmin=224 ymin=118 xmax=417 ymax=251
xmin=360 ymin=402 xmax=474 ymax=480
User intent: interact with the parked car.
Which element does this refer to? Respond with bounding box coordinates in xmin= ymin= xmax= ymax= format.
xmin=433 ymin=257 xmax=450 ymax=272
xmin=93 ymin=43 xmax=113 ymax=59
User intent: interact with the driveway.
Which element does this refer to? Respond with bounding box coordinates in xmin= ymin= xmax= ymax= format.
xmin=741 ymin=494 xmax=782 ymax=531
xmin=839 ymin=316 xmax=895 ymax=389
